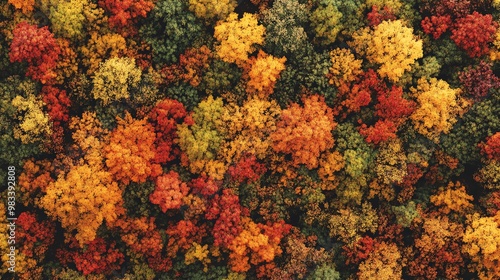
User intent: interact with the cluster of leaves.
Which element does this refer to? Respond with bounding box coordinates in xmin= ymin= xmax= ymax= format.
xmin=2 ymin=0 xmax=500 ymax=279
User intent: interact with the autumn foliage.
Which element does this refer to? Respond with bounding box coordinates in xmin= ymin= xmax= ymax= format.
xmin=4 ymin=1 xmax=500 ymax=279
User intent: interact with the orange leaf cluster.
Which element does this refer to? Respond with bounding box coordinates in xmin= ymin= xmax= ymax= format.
xmin=105 ymin=113 xmax=162 ymax=185
xmin=149 ymin=171 xmax=189 ymax=212
xmin=271 ymin=95 xmax=335 ymax=169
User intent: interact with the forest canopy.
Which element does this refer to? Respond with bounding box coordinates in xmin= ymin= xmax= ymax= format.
xmin=1 ymin=0 xmax=500 ymax=279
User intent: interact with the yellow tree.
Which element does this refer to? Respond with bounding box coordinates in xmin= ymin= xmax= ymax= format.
xmin=213 ymin=12 xmax=265 ymax=66
xmin=177 ymin=96 xmax=227 ymax=179
xmin=462 ymin=213 xmax=500 ymax=279
xmin=219 ymin=96 xmax=281 ymax=163
xmin=39 ymin=164 xmax=122 ymax=246
xmin=430 ymin=181 xmax=473 ymax=214
xmin=92 ymin=57 xmax=142 ymax=105
xmin=246 ymin=50 xmax=286 ymax=98
xmin=350 ymin=20 xmax=423 ymax=82
xmin=358 ymin=242 xmax=402 ymax=280
xmin=410 ymin=78 xmax=466 ymax=142
xmin=79 ymin=32 xmax=128 ymax=75
xmin=12 ymin=92 xmax=52 ymax=145
xmin=328 ymin=48 xmax=363 ymax=88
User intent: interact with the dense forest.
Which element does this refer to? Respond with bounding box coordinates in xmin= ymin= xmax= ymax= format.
xmin=1 ymin=0 xmax=500 ymax=279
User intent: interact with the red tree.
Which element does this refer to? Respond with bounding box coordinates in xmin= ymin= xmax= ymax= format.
xmin=228 ymin=154 xmax=267 ymax=184
xmin=206 ymin=189 xmax=246 ymax=248
xmin=479 ymin=132 xmax=500 ymax=161
xmin=9 ymin=22 xmax=61 ymax=84
xmin=421 ymin=15 xmax=452 ymax=39
xmin=450 ymin=12 xmax=498 ymax=58
xmin=41 ymin=86 xmax=71 ymax=125
xmin=367 ymin=6 xmax=396 ymax=27
xmin=57 ymin=238 xmax=124 ymax=275
xmin=148 ymin=99 xmax=190 ymax=164
xmin=99 ymin=0 xmax=154 ymax=36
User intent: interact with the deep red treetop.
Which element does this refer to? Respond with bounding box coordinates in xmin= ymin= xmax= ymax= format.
xmin=10 ymin=22 xmax=61 ymax=84
xmin=42 ymin=86 xmax=71 ymax=125
xmin=451 ymin=12 xmax=498 ymax=58
xmin=376 ymin=85 xmax=415 ymax=121
xmin=228 ymin=154 xmax=267 ymax=184
xmin=421 ymin=15 xmax=452 ymax=39
xmin=148 ymin=99 xmax=190 ymax=164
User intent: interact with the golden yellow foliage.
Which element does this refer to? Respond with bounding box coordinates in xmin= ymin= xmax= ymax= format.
xmin=318 ymin=151 xmax=344 ymax=185
xmin=328 ymin=48 xmax=363 ymax=87
xmin=214 ymin=12 xmax=265 ymax=66
xmin=80 ymin=32 xmax=127 ymax=75
xmin=430 ymin=181 xmax=473 ymax=214
xmin=185 ymin=242 xmax=211 ymax=272
xmin=246 ymin=50 xmax=286 ymax=98
xmin=358 ymin=242 xmax=402 ymax=280
xmin=462 ymin=213 xmax=500 ymax=279
xmin=220 ymin=96 xmax=281 ymax=163
xmin=410 ymin=78 xmax=465 ymax=142
xmin=39 ymin=164 xmax=122 ymax=246
xmin=350 ymin=20 xmax=423 ymax=82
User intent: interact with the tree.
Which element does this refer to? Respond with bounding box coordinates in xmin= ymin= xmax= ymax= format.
xmin=104 ymin=113 xmax=162 ymax=185
xmin=149 ymin=171 xmax=189 ymax=212
xmin=214 ymin=12 xmax=265 ymax=66
xmin=48 ymin=0 xmax=87 ymax=40
xmin=177 ymin=96 xmax=227 ymax=179
xmin=56 ymin=237 xmax=124 ymax=275
xmin=148 ymin=98 xmax=190 ymax=164
xmin=92 ymin=57 xmax=142 ymax=105
xmin=261 ymin=0 xmax=310 ymax=57
xmin=328 ymin=48 xmax=363 ymax=88
xmin=350 ymin=20 xmax=423 ymax=82
xmin=358 ymin=242 xmax=402 ymax=280
xmin=98 ymin=0 xmax=154 ymax=34
xmin=410 ymin=78 xmax=466 ymax=143
xmin=462 ymin=213 xmax=500 ymax=279
xmin=79 ymin=32 xmax=128 ymax=75
xmin=12 ymin=92 xmax=52 ymax=145
xmin=246 ymin=50 xmax=287 ymax=98
xmin=219 ymin=96 xmax=281 ymax=163
xmin=451 ymin=12 xmax=498 ymax=58
xmin=459 ymin=60 xmax=500 ymax=100
xmin=140 ymin=0 xmax=203 ymax=66
xmin=188 ymin=0 xmax=236 ymax=24
xmin=310 ymin=0 xmax=343 ymax=45
xmin=271 ymin=95 xmax=335 ymax=169
xmin=421 ymin=15 xmax=452 ymax=39
xmin=430 ymin=181 xmax=473 ymax=214
xmin=9 ymin=22 xmax=61 ymax=84
xmin=8 ymin=0 xmax=35 ymax=14
xmin=39 ymin=164 xmax=123 ymax=246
